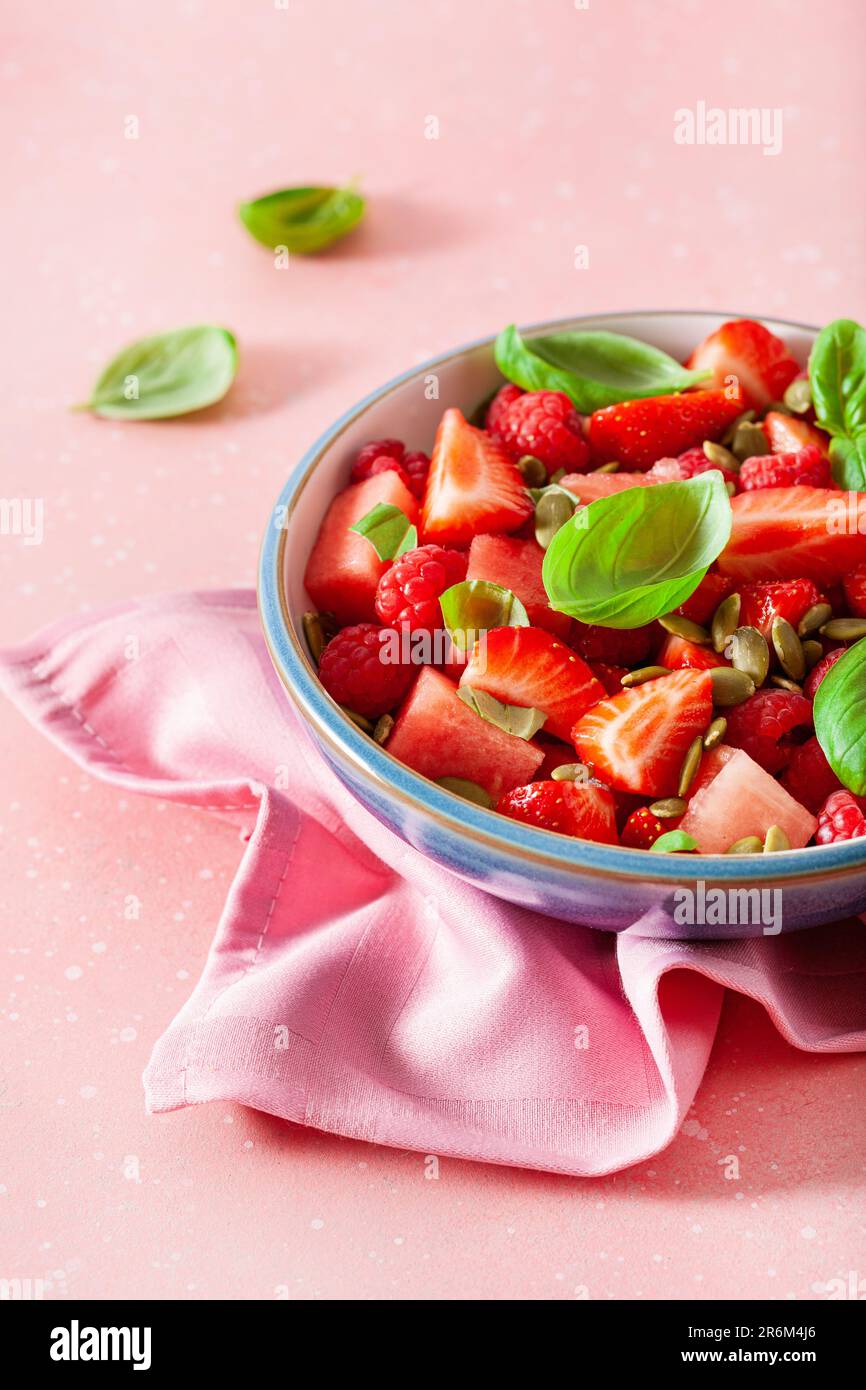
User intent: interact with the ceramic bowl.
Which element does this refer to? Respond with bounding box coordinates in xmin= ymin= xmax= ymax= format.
xmin=259 ymin=311 xmax=866 ymax=937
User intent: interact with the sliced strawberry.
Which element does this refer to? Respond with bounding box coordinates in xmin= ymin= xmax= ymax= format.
xmin=497 ymin=779 xmax=618 ymax=844
xmin=421 ymin=407 xmax=532 ymax=547
xmin=763 ymin=411 xmax=830 ymax=457
xmin=780 ymin=736 xmax=844 ymax=815
xmin=657 ymin=633 xmax=726 ymax=671
xmin=738 ymin=579 xmax=823 ymax=640
xmin=686 ymin=319 xmax=800 ymax=410
xmin=466 ymin=534 xmax=571 ymax=639
xmin=587 ymin=388 xmax=746 ymax=470
xmin=570 ymin=621 xmax=657 ymax=666
xmin=571 ymin=669 xmax=713 ymax=797
xmin=460 ymin=626 xmax=604 ymax=742
xmin=718 ymin=487 xmax=866 ymax=585
xmin=676 ymin=571 xmax=733 ymax=625
xmin=843 ymin=561 xmax=866 ymax=617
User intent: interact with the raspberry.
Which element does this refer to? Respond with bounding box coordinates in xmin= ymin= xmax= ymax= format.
xmin=815 ymin=789 xmax=866 ymax=845
xmin=843 ymin=561 xmax=866 ymax=617
xmin=804 ymin=646 xmax=845 ymax=700
xmin=723 ymin=688 xmax=813 ymax=774
xmin=571 ymin=622 xmax=656 ymax=666
xmin=491 ymin=389 xmax=590 ymax=474
xmin=648 ymin=447 xmax=738 ymax=489
xmin=621 ymin=806 xmax=667 ymax=849
xmin=374 ymin=544 xmax=468 ymax=633
xmin=318 ymin=623 xmax=415 ymax=718
xmin=485 ymin=383 xmax=524 ymax=434
xmin=351 ymin=438 xmax=405 ymax=481
xmin=738 ymin=579 xmax=822 ymax=641
xmin=738 ymin=445 xmax=831 ymax=491
xmin=403 ymin=450 xmax=430 ymax=500
xmin=781 ymin=737 xmax=843 ymax=814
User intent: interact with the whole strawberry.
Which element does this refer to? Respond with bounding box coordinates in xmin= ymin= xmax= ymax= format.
xmin=491 ymin=389 xmax=590 ymax=475
xmin=318 ymin=623 xmax=415 ymax=718
xmin=621 ymin=806 xmax=668 ymax=849
xmin=738 ymin=445 xmax=831 ymax=491
xmin=375 ymin=544 xmax=468 ymax=633
xmin=815 ymin=789 xmax=866 ymax=845
xmin=738 ymin=579 xmax=822 ymax=641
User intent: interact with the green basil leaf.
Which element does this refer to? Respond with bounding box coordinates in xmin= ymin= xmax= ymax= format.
xmin=435 ymin=776 xmax=495 ymax=808
xmin=439 ymin=580 xmax=529 ymax=650
xmin=457 ymin=686 xmax=546 ymax=739
xmin=350 ymin=503 xmax=417 ymax=561
xmin=79 ymin=325 xmax=237 ymax=419
xmin=809 ymin=318 xmax=866 ymax=438
xmin=813 ymin=637 xmax=866 ymax=795
xmin=650 ymin=830 xmax=698 ymax=854
xmin=494 ymin=324 xmax=708 ymax=412
xmin=829 ymin=432 xmax=866 ymax=491
xmin=542 ymin=474 xmax=732 ymax=628
xmin=238 ymin=184 xmax=364 ymax=254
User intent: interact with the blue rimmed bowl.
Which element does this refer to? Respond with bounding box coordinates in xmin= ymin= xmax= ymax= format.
xmin=259 ymin=311 xmax=866 ymax=937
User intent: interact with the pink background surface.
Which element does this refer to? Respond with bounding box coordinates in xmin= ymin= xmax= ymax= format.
xmin=2 ymin=0 xmax=865 ymax=1300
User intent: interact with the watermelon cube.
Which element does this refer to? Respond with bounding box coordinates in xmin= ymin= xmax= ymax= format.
xmin=559 ymin=472 xmax=658 ymax=504
xmin=304 ymin=472 xmax=419 ymax=625
xmin=386 ymin=667 xmax=544 ymax=799
xmin=678 ymin=747 xmax=817 ymax=853
xmin=466 ymin=534 xmax=571 ymax=639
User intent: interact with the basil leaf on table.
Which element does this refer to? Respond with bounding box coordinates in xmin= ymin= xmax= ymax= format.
xmin=494 ymin=324 xmax=708 ymax=413
xmin=809 ymin=318 xmax=866 ymax=439
xmin=350 ymin=503 xmax=417 ymax=561
xmin=79 ymin=325 xmax=238 ymax=420
xmin=542 ymin=473 xmax=732 ymax=628
xmin=238 ymin=185 xmax=364 ymax=254
xmin=813 ymin=637 xmax=866 ymax=795
xmin=439 ymin=580 xmax=529 ymax=650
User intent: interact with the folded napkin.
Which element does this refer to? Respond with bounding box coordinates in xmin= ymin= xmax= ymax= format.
xmin=2 ymin=590 xmax=865 ymax=1175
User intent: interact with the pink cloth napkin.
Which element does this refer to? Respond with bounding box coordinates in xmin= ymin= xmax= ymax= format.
xmin=2 ymin=589 xmax=865 ymax=1176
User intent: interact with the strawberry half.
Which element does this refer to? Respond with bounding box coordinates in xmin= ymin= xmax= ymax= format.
xmin=763 ymin=411 xmax=830 ymax=457
xmin=421 ymin=407 xmax=532 ymax=546
xmin=497 ymin=779 xmax=619 ymax=844
xmin=571 ymin=669 xmax=714 ymax=797
xmin=460 ymin=626 xmax=605 ymax=742
xmin=738 ymin=579 xmax=823 ymax=640
xmin=719 ymin=487 xmax=866 ymax=585
xmin=657 ymin=633 xmax=726 ymax=671
xmin=588 ymin=388 xmax=746 ymax=470
xmin=675 ymin=571 xmax=733 ymax=625
xmin=686 ymin=319 xmax=800 ymax=410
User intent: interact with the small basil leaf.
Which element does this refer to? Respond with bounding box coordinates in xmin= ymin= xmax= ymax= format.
xmin=439 ymin=580 xmax=529 ymax=651
xmin=542 ymin=474 xmax=732 ymax=628
xmin=809 ymin=318 xmax=866 ymax=438
xmin=435 ymin=776 xmax=495 ymax=808
xmin=494 ymin=324 xmax=708 ymax=413
xmin=80 ymin=325 xmax=238 ymax=420
xmin=829 ymin=432 xmax=866 ymax=491
xmin=238 ymin=184 xmax=364 ymax=254
xmin=650 ymin=830 xmax=698 ymax=854
xmin=457 ymin=686 xmax=546 ymax=739
xmin=813 ymin=637 xmax=866 ymax=795
xmin=350 ymin=504 xmax=417 ymax=561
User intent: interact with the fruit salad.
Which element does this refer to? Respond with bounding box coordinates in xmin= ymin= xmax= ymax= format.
xmin=301 ymin=317 xmax=866 ymax=855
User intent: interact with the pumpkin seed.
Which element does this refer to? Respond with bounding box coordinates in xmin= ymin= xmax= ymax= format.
xmin=534 ymin=487 xmax=576 ymax=550
xmin=711 ymin=592 xmax=741 ymax=653
xmin=770 ymin=675 xmax=803 ymax=694
xmin=703 ymin=439 xmax=739 ymax=472
xmin=551 ymin=762 xmax=591 ymax=783
xmin=771 ymin=615 xmax=806 ymax=680
xmin=730 ymin=419 xmax=769 ymax=462
xmin=801 ymin=639 xmax=823 ymax=669
xmin=340 ymin=706 xmax=375 ymax=734
xmin=725 ymin=480 xmax=736 ymax=497
xmin=721 ymin=408 xmax=756 ymax=446
xmin=798 ymin=602 xmax=833 ymax=637
xmin=435 ymin=776 xmax=494 ymax=809
xmin=303 ymin=611 xmax=325 ymax=665
xmin=678 ymin=735 xmax=704 ymax=797
xmin=703 ymin=715 xmax=727 ymax=749
xmin=649 ymin=796 xmax=688 ymax=819
xmin=819 ymin=617 xmax=866 ymax=642
xmin=783 ymin=376 xmax=812 ymax=414
xmin=373 ymin=714 xmax=394 ymax=744
xmin=516 ymin=454 xmax=547 ymax=487
xmin=659 ymin=613 xmax=711 ymax=644
xmin=549 ymin=467 xmax=566 ymax=485
xmin=620 ymin=665 xmax=671 ymax=687
xmin=592 ymin=461 xmax=620 ymax=474
xmin=319 ymin=610 xmax=340 ymax=639
xmin=730 ymin=625 xmax=770 ymax=686
xmin=725 ymin=835 xmax=764 ymax=855
xmin=763 ymin=823 xmax=790 ymax=853
xmin=710 ymin=666 xmax=755 ymax=706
